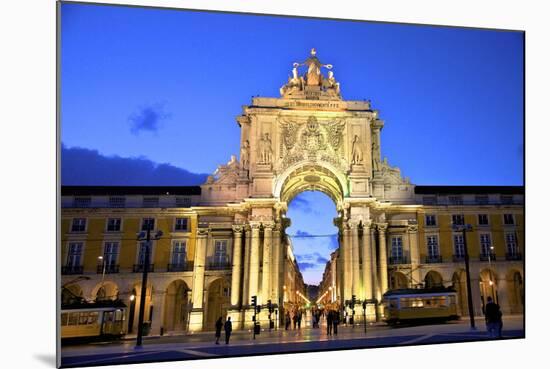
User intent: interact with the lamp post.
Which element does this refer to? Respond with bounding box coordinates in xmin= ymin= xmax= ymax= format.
xmin=135 ymin=224 xmax=163 ymax=348
xmin=488 ymin=245 xmax=497 ymax=303
xmin=453 ymin=224 xmax=476 ymax=330
xmin=97 ymin=256 xmax=106 ymax=299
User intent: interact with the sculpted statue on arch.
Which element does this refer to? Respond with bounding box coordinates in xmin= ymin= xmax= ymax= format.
xmin=293 ymin=48 xmax=333 ymax=86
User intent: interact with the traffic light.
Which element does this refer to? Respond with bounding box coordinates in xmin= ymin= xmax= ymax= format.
xmin=351 ymin=294 xmax=356 ymax=308
xmin=251 ymin=295 xmax=257 ymax=307
xmin=256 ymin=304 xmax=262 ymax=314
xmin=267 ymin=299 xmax=272 ymax=313
xmin=362 ymin=299 xmax=367 ymax=310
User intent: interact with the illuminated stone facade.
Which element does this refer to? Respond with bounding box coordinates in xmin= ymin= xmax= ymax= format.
xmin=60 ymin=50 xmax=524 ymax=333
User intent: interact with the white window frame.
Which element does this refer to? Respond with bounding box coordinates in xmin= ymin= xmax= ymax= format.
xmin=103 ymin=241 xmax=120 ymax=266
xmin=66 ymin=241 xmax=84 ymax=267
xmin=390 ymin=236 xmax=403 ymax=259
xmin=426 ymin=235 xmax=440 ymax=258
xmin=453 ymin=233 xmax=465 ymax=257
xmin=141 ymin=217 xmax=156 ymax=231
xmin=478 ymin=214 xmax=489 ymax=226
xmin=106 ymin=217 xmax=122 ymax=232
xmin=503 ymin=213 xmax=515 ymax=226
xmin=136 ymin=240 xmax=156 ymax=265
xmin=425 ymin=214 xmax=437 ymax=227
xmin=479 ymin=233 xmax=492 ymax=255
xmin=174 ymin=217 xmax=189 ymax=232
xmin=451 ymin=214 xmax=465 ymax=226
xmin=213 ymin=239 xmax=229 ymax=265
xmin=171 ymin=240 xmax=187 ymax=266
xmin=70 ymin=217 xmax=87 ymax=233
xmin=505 ymin=232 xmax=518 ymax=255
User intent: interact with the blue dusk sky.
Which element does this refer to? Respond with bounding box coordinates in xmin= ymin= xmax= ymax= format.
xmin=60 ymin=3 xmax=524 ymax=284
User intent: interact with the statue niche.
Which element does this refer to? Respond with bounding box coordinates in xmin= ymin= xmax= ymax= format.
xmin=258 ymin=133 xmax=273 ymax=165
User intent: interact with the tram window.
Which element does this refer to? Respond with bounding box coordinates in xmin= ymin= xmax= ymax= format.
xmin=88 ymin=312 xmax=99 ymax=324
xmin=61 ymin=313 xmax=69 ymax=326
xmin=115 ymin=310 xmax=124 ymax=321
xmin=68 ymin=312 xmax=79 ymax=326
xmin=79 ymin=312 xmax=89 ymax=325
xmin=104 ymin=311 xmax=114 ymax=322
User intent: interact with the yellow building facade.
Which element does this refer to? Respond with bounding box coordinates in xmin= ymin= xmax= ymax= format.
xmin=60 ymin=49 xmax=523 ymax=334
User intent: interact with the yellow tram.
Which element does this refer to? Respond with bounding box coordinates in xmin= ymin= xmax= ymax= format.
xmin=61 ymin=300 xmax=126 ymax=341
xmin=382 ymin=287 xmax=460 ymax=325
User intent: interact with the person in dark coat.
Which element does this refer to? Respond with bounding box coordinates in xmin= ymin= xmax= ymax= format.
xmin=292 ymin=312 xmax=297 ymax=330
xmin=224 ymin=316 xmax=232 ymax=344
xmin=484 ymin=297 xmax=502 ymax=338
xmin=297 ymin=310 xmax=302 ymax=329
xmin=326 ymin=310 xmax=333 ymax=336
xmin=215 ymin=317 xmax=223 ymax=344
xmin=333 ymin=310 xmax=339 ymax=336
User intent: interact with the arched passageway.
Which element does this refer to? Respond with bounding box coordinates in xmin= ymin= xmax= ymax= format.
xmin=389 ymin=271 xmax=409 ymax=290
xmin=205 ymin=278 xmax=231 ymax=331
xmin=424 ymin=270 xmax=443 ymax=288
xmin=163 ymin=280 xmax=191 ymax=333
xmin=452 ymin=270 xmax=467 ymax=316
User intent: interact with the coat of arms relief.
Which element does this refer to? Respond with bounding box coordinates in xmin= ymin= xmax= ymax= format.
xmin=277 ymin=116 xmax=347 ymax=173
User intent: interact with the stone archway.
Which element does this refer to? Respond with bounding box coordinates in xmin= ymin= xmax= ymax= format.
xmin=163 ymin=280 xmax=191 ymax=333
xmin=479 ymin=268 xmax=498 ymax=307
xmin=275 ymin=162 xmax=348 ymax=205
xmin=452 ymin=269 xmax=468 ymax=316
xmin=389 ymin=271 xmax=409 ymax=289
xmin=424 ymin=270 xmax=444 ymax=288
xmin=62 ymin=284 xmax=83 ymax=305
xmin=205 ymin=278 xmax=231 ymax=331
xmin=507 ymin=269 xmax=524 ymax=314
xmin=93 ymin=281 xmax=119 ymax=301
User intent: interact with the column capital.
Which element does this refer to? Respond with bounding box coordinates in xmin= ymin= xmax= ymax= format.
xmin=262 ymin=222 xmax=275 ymax=231
xmin=376 ymin=223 xmax=388 ymax=232
xmin=197 ymin=227 xmax=209 ymax=237
xmin=232 ymin=224 xmax=245 ymax=234
xmin=407 ymin=224 xmax=418 ymax=233
xmin=348 ymin=219 xmax=361 ymax=230
xmin=249 ymin=222 xmax=262 ymax=230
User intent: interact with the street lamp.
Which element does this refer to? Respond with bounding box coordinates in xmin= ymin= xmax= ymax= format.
xmin=98 ymin=256 xmax=106 ymax=299
xmin=453 ymin=223 xmax=476 ymax=330
xmin=135 ymin=225 xmax=163 ymax=348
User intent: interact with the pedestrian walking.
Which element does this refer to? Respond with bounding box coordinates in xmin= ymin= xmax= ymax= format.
xmin=333 ymin=310 xmax=339 ymax=336
xmin=484 ymin=297 xmax=502 ymax=338
xmin=224 ymin=316 xmax=232 ymax=344
xmin=214 ymin=316 xmax=223 ymax=344
xmin=326 ymin=310 xmax=333 ymax=336
xmin=297 ymin=310 xmax=302 ymax=329
xmin=285 ymin=311 xmax=291 ymax=330
xmin=292 ymin=312 xmax=297 ymax=330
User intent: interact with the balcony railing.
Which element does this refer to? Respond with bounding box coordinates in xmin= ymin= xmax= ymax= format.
xmin=479 ymin=253 xmax=497 ymax=262
xmin=133 ymin=264 xmax=155 ymax=273
xmin=167 ymin=261 xmax=194 ymax=272
xmin=425 ymin=255 xmax=443 ymax=264
xmin=97 ymin=264 xmax=119 ymax=274
xmin=62 ymin=265 xmax=84 ymax=275
xmin=206 ymin=261 xmax=232 ymax=271
xmin=505 ymin=253 xmax=522 ymax=261
xmin=452 ymin=254 xmax=465 ymax=262
xmin=388 ymin=256 xmax=408 ymax=265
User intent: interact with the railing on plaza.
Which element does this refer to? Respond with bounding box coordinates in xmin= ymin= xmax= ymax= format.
xmin=62 ymin=265 xmax=84 ymax=275
xmin=132 ymin=264 xmax=155 ymax=273
xmin=425 ymin=255 xmax=443 ymax=264
xmin=388 ymin=256 xmax=408 ymax=265
xmin=505 ymin=253 xmax=523 ymax=261
xmin=167 ymin=261 xmax=194 ymax=272
xmin=96 ymin=264 xmax=120 ymax=274
xmin=452 ymin=254 xmax=465 ymax=262
xmin=479 ymin=253 xmax=497 ymax=262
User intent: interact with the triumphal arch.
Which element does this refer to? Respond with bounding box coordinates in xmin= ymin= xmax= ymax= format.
xmin=198 ymin=48 xmax=417 ymax=328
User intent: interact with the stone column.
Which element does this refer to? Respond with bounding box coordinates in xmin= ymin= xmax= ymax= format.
xmin=189 ymin=227 xmax=208 ymax=331
xmin=370 ymin=225 xmax=380 ymax=301
xmin=377 ymin=223 xmax=389 ymax=295
xmin=361 ymin=222 xmax=373 ymax=300
xmin=342 ymin=222 xmax=352 ymax=301
xmin=150 ymin=290 xmax=166 ymax=336
xmin=271 ymin=224 xmax=281 ymax=303
xmin=248 ymin=223 xmax=261 ymax=300
xmin=350 ymin=220 xmax=361 ymax=298
xmin=471 ymin=275 xmax=483 ymax=316
xmin=408 ymin=224 xmax=421 ymax=286
xmin=230 ymin=225 xmax=243 ymax=307
xmin=261 ymin=223 xmax=273 ymax=304
xmin=241 ymin=225 xmax=251 ymax=305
